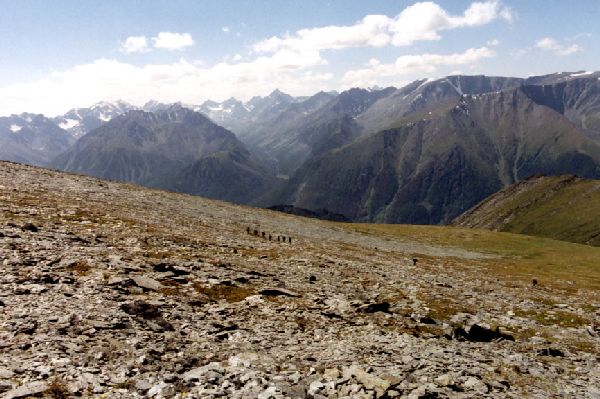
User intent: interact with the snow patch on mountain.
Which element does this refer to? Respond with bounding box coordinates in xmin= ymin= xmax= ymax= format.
xmin=58 ymin=119 xmax=80 ymax=130
xmin=571 ymin=71 xmax=593 ymax=77
xmin=9 ymin=124 xmax=22 ymax=133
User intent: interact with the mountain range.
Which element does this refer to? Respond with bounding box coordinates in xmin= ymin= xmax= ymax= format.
xmin=2 ymin=71 xmax=600 ymax=224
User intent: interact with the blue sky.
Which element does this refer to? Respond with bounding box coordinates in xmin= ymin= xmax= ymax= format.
xmin=0 ymin=0 xmax=598 ymax=115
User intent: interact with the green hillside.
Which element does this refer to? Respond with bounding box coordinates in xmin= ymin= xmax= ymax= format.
xmin=452 ymin=175 xmax=600 ymax=246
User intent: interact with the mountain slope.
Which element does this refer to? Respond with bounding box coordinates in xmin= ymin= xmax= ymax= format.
xmin=0 ymin=113 xmax=74 ymax=166
xmin=356 ymin=75 xmax=524 ymax=135
xmin=1 ymin=160 xmax=599 ymax=398
xmin=452 ymin=175 xmax=600 ymax=246
xmin=250 ymin=87 xmax=395 ymax=176
xmin=270 ymin=87 xmax=600 ymax=224
xmin=521 ymin=72 xmax=600 ymax=140
xmin=52 ymin=106 xmax=276 ymax=203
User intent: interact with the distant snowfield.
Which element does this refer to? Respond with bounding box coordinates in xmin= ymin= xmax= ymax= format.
xmin=9 ymin=124 xmax=22 ymax=133
xmin=571 ymin=71 xmax=593 ymax=77
xmin=59 ymin=119 xmax=80 ymax=130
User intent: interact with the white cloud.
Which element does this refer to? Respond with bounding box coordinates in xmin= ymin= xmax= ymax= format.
xmin=152 ymin=32 xmax=194 ymax=51
xmin=254 ymin=14 xmax=391 ymax=53
xmin=342 ymin=47 xmax=495 ymax=88
xmin=0 ymin=2 xmax=513 ymax=116
xmin=222 ymin=26 xmax=230 ymax=34
xmin=254 ymin=1 xmax=512 ymax=53
xmin=0 ymin=47 xmax=329 ymax=115
xmin=119 ymin=36 xmax=150 ymax=54
xmin=486 ymin=39 xmax=500 ymax=46
xmin=535 ymin=37 xmax=582 ymax=56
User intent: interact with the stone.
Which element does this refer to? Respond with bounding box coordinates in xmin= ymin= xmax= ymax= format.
xmin=21 ymin=223 xmax=38 ymax=232
xmin=343 ymin=366 xmax=391 ymax=397
xmin=147 ymin=381 xmax=168 ymax=397
xmin=463 ymin=376 xmax=488 ymax=393
xmin=434 ymin=373 xmax=453 ymax=386
xmin=323 ymin=368 xmax=340 ymax=380
xmin=259 ymin=287 xmax=300 ymax=297
xmin=121 ymin=300 xmax=162 ymax=319
xmin=3 ymin=381 xmax=48 ymax=399
xmin=131 ymin=275 xmax=163 ymax=291
xmin=308 ymin=380 xmax=325 ymax=396
xmin=15 ymin=320 xmax=38 ymax=335
xmin=538 ymin=348 xmax=564 ymax=357
xmin=258 ymin=386 xmax=278 ymax=399
xmin=135 ymin=379 xmax=153 ymax=392
xmin=0 ymin=383 xmax=14 ymax=394
xmin=182 ymin=363 xmax=224 ymax=382
xmin=454 ymin=324 xmax=514 ymax=342
xmin=359 ymin=302 xmax=391 ymax=313
xmin=0 ymin=367 xmax=14 ymax=379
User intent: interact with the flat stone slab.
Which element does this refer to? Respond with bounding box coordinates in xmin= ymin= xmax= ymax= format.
xmin=131 ymin=275 xmax=163 ymax=291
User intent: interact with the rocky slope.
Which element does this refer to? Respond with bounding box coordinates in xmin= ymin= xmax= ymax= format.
xmin=452 ymin=174 xmax=600 ymax=246
xmin=1 ymin=161 xmax=599 ymax=398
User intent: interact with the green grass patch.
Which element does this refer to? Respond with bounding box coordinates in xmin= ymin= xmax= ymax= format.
xmin=342 ymin=223 xmax=600 ymax=291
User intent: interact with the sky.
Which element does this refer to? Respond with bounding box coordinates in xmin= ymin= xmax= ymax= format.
xmin=0 ymin=0 xmax=598 ymax=116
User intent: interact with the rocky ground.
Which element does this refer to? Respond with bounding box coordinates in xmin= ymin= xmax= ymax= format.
xmin=0 ymin=161 xmax=599 ymax=398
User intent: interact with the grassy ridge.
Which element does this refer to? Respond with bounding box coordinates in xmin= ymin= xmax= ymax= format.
xmin=452 ymin=175 xmax=600 ymax=246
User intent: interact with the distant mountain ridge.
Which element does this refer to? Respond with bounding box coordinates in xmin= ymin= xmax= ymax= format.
xmin=53 ymin=100 xmax=136 ymax=138
xmin=52 ymin=106 xmax=277 ymax=204
xmin=3 ymin=71 xmax=600 ymax=224
xmin=0 ymin=113 xmax=74 ymax=166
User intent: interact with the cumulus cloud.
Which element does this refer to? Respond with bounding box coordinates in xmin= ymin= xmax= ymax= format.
xmin=0 ymin=47 xmax=329 ymax=115
xmin=535 ymin=37 xmax=582 ymax=56
xmin=119 ymin=36 xmax=150 ymax=53
xmin=152 ymin=32 xmax=194 ymax=50
xmin=342 ymin=47 xmax=495 ymax=88
xmin=254 ymin=1 xmax=512 ymax=53
xmin=120 ymin=32 xmax=195 ymax=53
xmin=0 ymin=2 xmax=514 ymax=115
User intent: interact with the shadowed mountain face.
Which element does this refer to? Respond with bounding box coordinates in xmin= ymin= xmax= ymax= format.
xmin=52 ymin=106 xmax=276 ymax=204
xmin=269 ymin=86 xmax=600 ymax=224
xmin=521 ymin=74 xmax=600 ymax=140
xmin=252 ymin=87 xmax=396 ymax=175
xmin=0 ymin=113 xmax=74 ymax=166
xmin=200 ymin=88 xmax=391 ymax=176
